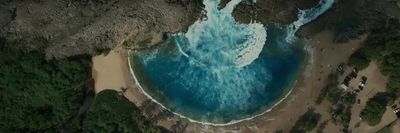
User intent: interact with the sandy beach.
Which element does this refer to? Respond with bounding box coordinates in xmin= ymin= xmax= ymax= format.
xmin=92 ymin=48 xmax=147 ymax=106
xmin=91 ymin=30 xmax=372 ymax=133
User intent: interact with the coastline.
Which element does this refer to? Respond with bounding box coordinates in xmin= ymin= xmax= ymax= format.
xmin=126 ymin=35 xmax=310 ymax=126
xmin=91 ymin=30 xmax=368 ymax=132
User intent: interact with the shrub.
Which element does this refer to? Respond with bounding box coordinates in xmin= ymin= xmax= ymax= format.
xmin=290 ymin=108 xmax=321 ymax=133
xmin=79 ymin=90 xmax=164 ymax=133
xmin=348 ymin=49 xmax=370 ymax=70
xmin=361 ymin=92 xmax=393 ymax=126
xmin=0 ymin=45 xmax=91 ymax=132
xmin=316 ymin=73 xmax=340 ymax=104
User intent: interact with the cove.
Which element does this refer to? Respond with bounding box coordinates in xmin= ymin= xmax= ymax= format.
xmin=129 ymin=0 xmax=334 ymax=125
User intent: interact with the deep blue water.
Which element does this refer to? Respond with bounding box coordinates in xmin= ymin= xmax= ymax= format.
xmin=129 ymin=0 xmax=334 ymax=124
xmin=130 ymin=24 xmax=306 ymax=123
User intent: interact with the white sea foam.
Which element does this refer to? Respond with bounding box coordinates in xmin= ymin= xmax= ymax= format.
xmin=285 ymin=0 xmax=335 ymax=42
xmin=221 ymin=0 xmax=242 ymax=14
xmin=128 ymin=50 xmax=297 ymax=126
xmin=182 ymin=0 xmax=267 ymax=68
xmin=235 ymin=23 xmax=267 ymax=67
xmin=174 ymin=38 xmax=190 ymax=58
xmin=128 ymin=0 xmax=335 ymax=126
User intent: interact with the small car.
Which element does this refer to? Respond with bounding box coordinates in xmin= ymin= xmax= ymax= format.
xmin=394 ymin=108 xmax=400 ymax=113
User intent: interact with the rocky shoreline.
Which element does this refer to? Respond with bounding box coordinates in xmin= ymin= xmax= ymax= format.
xmin=2 ymin=0 xmax=400 ymax=132
xmin=0 ymin=0 xmax=202 ymax=59
xmin=2 ymin=0 xmax=399 ymax=60
xmin=0 ymin=0 xmax=329 ymax=60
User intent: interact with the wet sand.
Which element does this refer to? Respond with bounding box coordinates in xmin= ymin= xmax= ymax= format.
xmin=91 ymin=30 xmax=370 ymax=132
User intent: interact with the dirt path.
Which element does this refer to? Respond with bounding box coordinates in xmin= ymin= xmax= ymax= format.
xmin=348 ymin=62 xmax=391 ymax=133
xmin=391 ymin=120 xmax=400 ymax=132
xmin=307 ymin=31 xmax=367 ymax=133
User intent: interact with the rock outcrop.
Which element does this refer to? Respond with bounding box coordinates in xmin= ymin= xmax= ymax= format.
xmin=297 ymin=0 xmax=400 ymax=42
xmin=0 ymin=0 xmax=202 ymax=59
xmin=2 ymin=0 xmax=398 ymax=59
xmin=231 ymin=0 xmax=320 ymax=25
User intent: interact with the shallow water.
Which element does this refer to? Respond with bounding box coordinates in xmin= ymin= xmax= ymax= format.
xmin=129 ymin=0 xmax=334 ymax=124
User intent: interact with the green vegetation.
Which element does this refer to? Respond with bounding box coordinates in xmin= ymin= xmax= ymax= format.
xmin=347 ymin=18 xmax=400 ymax=126
xmin=0 ymin=42 xmax=91 ymax=132
xmin=348 ymin=49 xmax=371 ymax=70
xmin=361 ymin=93 xmax=394 ymax=126
xmin=348 ymin=18 xmax=400 ymax=97
xmin=77 ymin=90 xmax=165 ymax=133
xmin=0 ymin=40 xmax=165 ymax=132
xmin=342 ymin=93 xmax=356 ymax=106
xmin=338 ymin=107 xmax=352 ymax=129
xmin=290 ymin=108 xmax=321 ymax=133
xmin=314 ymin=67 xmax=355 ymax=130
xmin=316 ymin=73 xmax=341 ymax=104
xmin=330 ymin=96 xmax=353 ymax=129
xmin=376 ymin=126 xmax=392 ymax=133
xmin=347 ymin=18 xmax=400 ymax=124
xmin=376 ymin=121 xmax=395 ymax=133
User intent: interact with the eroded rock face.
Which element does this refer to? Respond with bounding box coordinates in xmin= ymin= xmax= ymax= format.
xmin=232 ymin=0 xmax=400 ymax=43
xmin=0 ymin=0 xmax=202 ymax=59
xmin=3 ymin=0 xmax=395 ymax=60
xmin=230 ymin=0 xmax=320 ymax=25
xmin=0 ymin=0 xmax=324 ymax=60
xmin=0 ymin=0 xmax=325 ymax=60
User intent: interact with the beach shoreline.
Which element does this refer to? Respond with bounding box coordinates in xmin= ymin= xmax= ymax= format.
xmin=91 ymin=30 xmax=368 ymax=132
xmin=125 ymin=40 xmax=308 ymax=126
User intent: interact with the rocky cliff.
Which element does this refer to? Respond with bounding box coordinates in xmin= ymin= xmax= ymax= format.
xmin=0 ymin=0 xmax=202 ymax=59
xmin=0 ymin=0 xmax=323 ymax=60
xmin=1 ymin=0 xmax=398 ymax=59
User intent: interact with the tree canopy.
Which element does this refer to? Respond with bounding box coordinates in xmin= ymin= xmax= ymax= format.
xmin=346 ymin=18 xmax=400 ymax=126
xmin=77 ymin=90 xmax=164 ymax=133
xmin=349 ymin=18 xmax=400 ymax=97
xmin=0 ymin=42 xmax=91 ymax=132
xmin=290 ymin=108 xmax=321 ymax=133
xmin=361 ymin=93 xmax=393 ymax=126
xmin=0 ymin=40 xmax=166 ymax=133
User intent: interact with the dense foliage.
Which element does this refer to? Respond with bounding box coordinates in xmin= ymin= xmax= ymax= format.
xmin=331 ymin=95 xmax=353 ymax=130
xmin=77 ymin=90 xmax=164 ymax=133
xmin=316 ymin=73 xmax=341 ymax=104
xmin=0 ymin=40 xmax=166 ymax=132
xmin=361 ymin=92 xmax=393 ymax=126
xmin=348 ymin=18 xmax=400 ymax=97
xmin=0 ymin=43 xmax=91 ymax=132
xmin=348 ymin=18 xmax=400 ymax=126
xmin=290 ymin=109 xmax=321 ymax=133
xmin=342 ymin=93 xmax=356 ymax=106
xmin=348 ymin=49 xmax=370 ymax=70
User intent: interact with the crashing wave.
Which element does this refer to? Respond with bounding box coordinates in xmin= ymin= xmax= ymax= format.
xmin=129 ymin=0 xmax=336 ymax=125
xmin=180 ymin=0 xmax=267 ymax=68
xmin=285 ymin=0 xmax=335 ymax=42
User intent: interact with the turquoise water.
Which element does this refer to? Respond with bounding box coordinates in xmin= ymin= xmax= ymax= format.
xmin=129 ymin=0 xmax=334 ymax=124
